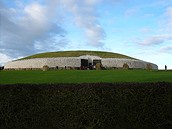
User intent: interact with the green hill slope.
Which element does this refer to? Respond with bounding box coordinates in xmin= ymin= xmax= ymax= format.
xmin=21 ymin=50 xmax=135 ymax=60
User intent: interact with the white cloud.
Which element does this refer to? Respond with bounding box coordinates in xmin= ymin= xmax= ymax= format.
xmin=136 ymin=6 xmax=172 ymax=47
xmin=23 ymin=2 xmax=47 ymax=25
xmin=85 ymin=25 xmax=105 ymax=46
xmin=0 ymin=0 xmax=107 ymax=64
xmin=159 ymin=46 xmax=172 ymax=53
xmin=84 ymin=0 xmax=102 ymax=5
xmin=0 ymin=53 xmax=13 ymax=66
xmin=0 ymin=1 xmax=67 ymax=59
xmin=59 ymin=0 xmax=106 ymax=47
xmin=136 ymin=36 xmax=164 ymax=46
xmin=136 ymin=34 xmax=172 ymax=46
xmin=166 ymin=7 xmax=172 ymax=17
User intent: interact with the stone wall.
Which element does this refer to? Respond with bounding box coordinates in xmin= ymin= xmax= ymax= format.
xmin=102 ymin=58 xmax=158 ymax=69
xmin=4 ymin=57 xmax=158 ymax=70
xmin=4 ymin=57 xmax=81 ymax=69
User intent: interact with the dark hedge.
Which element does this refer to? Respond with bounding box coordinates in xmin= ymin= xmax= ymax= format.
xmin=0 ymin=82 xmax=172 ymax=129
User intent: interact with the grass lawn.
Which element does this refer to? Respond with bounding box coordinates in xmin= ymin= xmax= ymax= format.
xmin=1 ymin=70 xmax=172 ymax=129
xmin=0 ymin=70 xmax=172 ymax=84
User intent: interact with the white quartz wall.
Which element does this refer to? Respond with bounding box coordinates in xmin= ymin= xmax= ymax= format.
xmin=4 ymin=57 xmax=81 ymax=69
xmin=4 ymin=57 xmax=158 ymax=70
xmin=102 ymin=58 xmax=158 ymax=69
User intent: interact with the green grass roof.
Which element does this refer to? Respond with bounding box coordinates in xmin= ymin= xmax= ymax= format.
xmin=21 ymin=50 xmax=136 ymax=60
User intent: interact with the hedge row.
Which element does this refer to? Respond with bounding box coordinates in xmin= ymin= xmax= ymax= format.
xmin=0 ymin=82 xmax=172 ymax=129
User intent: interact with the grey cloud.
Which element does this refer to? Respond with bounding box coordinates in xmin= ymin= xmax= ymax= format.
xmin=0 ymin=0 xmax=133 ymax=65
xmin=0 ymin=0 xmax=108 ymax=62
xmin=0 ymin=1 xmax=67 ymax=58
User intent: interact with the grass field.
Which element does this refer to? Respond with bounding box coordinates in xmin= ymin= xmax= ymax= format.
xmin=0 ymin=70 xmax=172 ymax=84
xmin=20 ymin=50 xmax=134 ymax=60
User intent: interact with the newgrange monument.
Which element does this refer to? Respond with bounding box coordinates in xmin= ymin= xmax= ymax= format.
xmin=4 ymin=51 xmax=158 ymax=70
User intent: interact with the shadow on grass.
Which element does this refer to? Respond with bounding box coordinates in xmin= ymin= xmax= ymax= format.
xmin=0 ymin=82 xmax=172 ymax=129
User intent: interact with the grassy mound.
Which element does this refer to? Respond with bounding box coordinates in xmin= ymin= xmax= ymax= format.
xmin=0 ymin=82 xmax=172 ymax=129
xmin=21 ymin=50 xmax=135 ymax=60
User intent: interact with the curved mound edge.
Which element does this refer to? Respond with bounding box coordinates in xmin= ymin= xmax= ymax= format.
xmin=20 ymin=50 xmax=136 ymax=60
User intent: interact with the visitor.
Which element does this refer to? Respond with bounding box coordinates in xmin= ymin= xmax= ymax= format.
xmin=165 ymin=65 xmax=167 ymax=71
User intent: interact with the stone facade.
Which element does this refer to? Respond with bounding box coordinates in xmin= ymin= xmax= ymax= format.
xmin=102 ymin=58 xmax=158 ymax=69
xmin=4 ymin=55 xmax=158 ymax=70
xmin=4 ymin=57 xmax=81 ymax=70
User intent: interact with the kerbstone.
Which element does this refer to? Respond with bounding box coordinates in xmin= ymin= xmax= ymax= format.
xmin=4 ymin=56 xmax=158 ymax=70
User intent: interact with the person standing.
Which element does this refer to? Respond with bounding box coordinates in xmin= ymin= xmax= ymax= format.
xmin=165 ymin=65 xmax=167 ymax=71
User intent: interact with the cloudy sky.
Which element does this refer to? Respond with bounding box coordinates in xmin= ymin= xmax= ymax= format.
xmin=0 ymin=0 xmax=172 ymax=69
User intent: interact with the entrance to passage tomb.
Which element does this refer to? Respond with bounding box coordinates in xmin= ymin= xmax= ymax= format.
xmin=81 ymin=59 xmax=88 ymax=67
xmin=80 ymin=55 xmax=102 ymax=69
